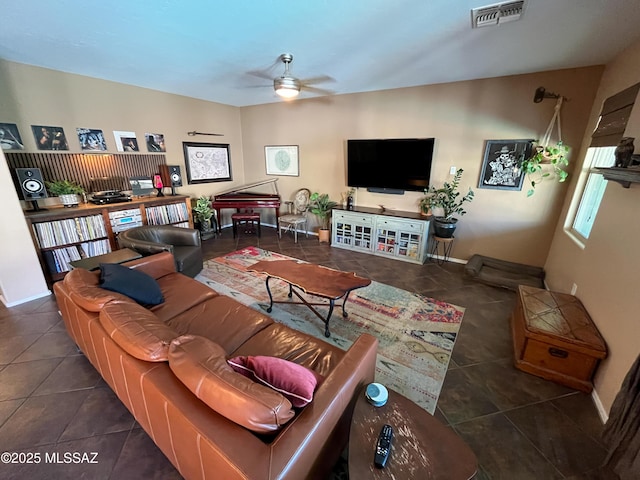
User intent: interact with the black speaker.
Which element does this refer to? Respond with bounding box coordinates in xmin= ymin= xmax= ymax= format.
xmin=160 ymin=165 xmax=182 ymax=195
xmin=16 ymin=168 xmax=48 ymax=200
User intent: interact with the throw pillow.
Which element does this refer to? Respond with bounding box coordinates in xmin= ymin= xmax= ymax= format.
xmin=228 ymin=356 xmax=322 ymax=408
xmin=99 ymin=262 xmax=164 ymax=306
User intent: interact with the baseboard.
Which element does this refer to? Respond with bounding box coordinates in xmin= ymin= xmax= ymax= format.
xmin=427 ymin=254 xmax=467 ymax=265
xmin=591 ymin=388 xmax=609 ymax=424
xmin=1 ymin=290 xmax=52 ymax=308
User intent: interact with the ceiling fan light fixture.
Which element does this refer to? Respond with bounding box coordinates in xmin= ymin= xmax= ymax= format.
xmin=274 ymin=76 xmax=301 ymax=98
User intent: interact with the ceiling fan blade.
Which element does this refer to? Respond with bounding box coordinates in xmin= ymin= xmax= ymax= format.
xmin=300 ymin=75 xmax=335 ymax=85
xmin=246 ymin=69 xmax=274 ymax=81
xmin=302 ymin=85 xmax=335 ymax=95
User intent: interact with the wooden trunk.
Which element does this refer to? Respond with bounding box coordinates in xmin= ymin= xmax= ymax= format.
xmin=510 ymin=285 xmax=607 ymax=393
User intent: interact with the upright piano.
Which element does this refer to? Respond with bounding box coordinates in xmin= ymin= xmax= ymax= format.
xmin=211 ymin=178 xmax=281 ymax=233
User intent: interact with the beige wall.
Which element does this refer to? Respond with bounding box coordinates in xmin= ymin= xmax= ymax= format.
xmin=240 ymin=67 xmax=602 ymax=265
xmin=0 ymin=60 xmax=246 ymax=203
xmin=0 ymin=148 xmax=50 ymax=306
xmin=545 ymin=38 xmax=640 ymax=414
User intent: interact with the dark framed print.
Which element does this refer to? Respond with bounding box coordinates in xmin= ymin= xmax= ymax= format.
xmin=0 ymin=123 xmax=24 ymax=150
xmin=31 ymin=125 xmax=69 ymax=151
xmin=478 ymin=139 xmax=533 ymax=190
xmin=183 ymin=142 xmax=232 ymax=184
xmin=77 ymin=128 xmax=107 ymax=151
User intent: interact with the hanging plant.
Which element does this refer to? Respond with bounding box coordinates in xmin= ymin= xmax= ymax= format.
xmin=521 ymin=97 xmax=570 ymax=196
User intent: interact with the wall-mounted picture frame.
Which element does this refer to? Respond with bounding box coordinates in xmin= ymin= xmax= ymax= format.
xmin=183 ymin=142 xmax=232 ymax=184
xmin=478 ymin=139 xmax=533 ymax=191
xmin=265 ymin=145 xmax=299 ymax=176
xmin=0 ymin=123 xmax=24 ymax=150
xmin=31 ymin=125 xmax=69 ymax=151
xmin=145 ymin=132 xmax=165 ymax=152
xmin=77 ymin=128 xmax=107 ymax=151
xmin=113 ymin=130 xmax=139 ymax=152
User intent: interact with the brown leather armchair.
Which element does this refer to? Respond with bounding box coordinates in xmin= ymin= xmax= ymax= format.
xmin=118 ymin=225 xmax=203 ymax=277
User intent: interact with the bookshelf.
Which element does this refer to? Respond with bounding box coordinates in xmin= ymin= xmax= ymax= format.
xmin=24 ymin=195 xmax=193 ymax=285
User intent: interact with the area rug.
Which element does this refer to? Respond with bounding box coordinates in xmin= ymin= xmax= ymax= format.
xmin=195 ymin=247 xmax=465 ymax=414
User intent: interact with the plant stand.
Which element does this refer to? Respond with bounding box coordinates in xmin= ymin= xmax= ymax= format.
xmin=429 ymin=236 xmax=454 ymax=265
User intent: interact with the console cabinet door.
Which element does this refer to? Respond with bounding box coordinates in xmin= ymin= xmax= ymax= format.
xmin=375 ymin=218 xmax=427 ymax=263
xmin=332 ymin=211 xmax=374 ymax=252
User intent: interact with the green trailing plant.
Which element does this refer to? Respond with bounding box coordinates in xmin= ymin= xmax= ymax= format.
xmin=520 ymin=141 xmax=569 ymax=197
xmin=193 ymin=195 xmax=214 ymax=228
xmin=46 ymin=180 xmax=84 ymax=196
xmin=309 ymin=192 xmax=338 ymax=229
xmin=419 ymin=169 xmax=474 ymax=222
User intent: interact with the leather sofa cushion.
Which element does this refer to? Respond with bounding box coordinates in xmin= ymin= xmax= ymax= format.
xmin=99 ymin=300 xmax=178 ymax=362
xmin=168 ymin=335 xmax=295 ymax=433
xmin=230 ymin=323 xmax=344 ymax=378
xmin=150 ymin=272 xmax=218 ymax=322
xmin=64 ymin=268 xmax=131 ymax=312
xmin=166 ymin=295 xmax=273 ymax=354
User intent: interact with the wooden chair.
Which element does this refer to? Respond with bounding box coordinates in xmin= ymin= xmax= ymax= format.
xmin=278 ymin=188 xmax=310 ymax=243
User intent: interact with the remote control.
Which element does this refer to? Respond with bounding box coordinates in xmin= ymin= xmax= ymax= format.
xmin=374 ymin=424 xmax=393 ymax=468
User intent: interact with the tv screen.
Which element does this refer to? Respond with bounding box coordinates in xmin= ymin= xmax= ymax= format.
xmin=347 ymin=138 xmax=435 ymax=193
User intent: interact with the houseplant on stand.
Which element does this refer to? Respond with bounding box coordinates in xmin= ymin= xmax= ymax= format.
xmin=46 ymin=179 xmax=85 ymax=207
xmin=193 ymin=195 xmax=215 ymax=240
xmin=419 ymin=169 xmax=474 ymax=238
xmin=310 ymin=192 xmax=338 ymax=243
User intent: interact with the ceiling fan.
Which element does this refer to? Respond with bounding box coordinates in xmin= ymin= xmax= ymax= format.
xmin=248 ymin=53 xmax=334 ymax=100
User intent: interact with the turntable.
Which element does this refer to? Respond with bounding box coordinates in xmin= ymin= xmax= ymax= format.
xmin=89 ymin=190 xmax=132 ymax=205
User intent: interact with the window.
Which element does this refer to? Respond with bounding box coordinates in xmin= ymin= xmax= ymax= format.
xmin=571 ymin=146 xmax=615 ymax=239
xmin=568 ymin=82 xmax=640 ymax=242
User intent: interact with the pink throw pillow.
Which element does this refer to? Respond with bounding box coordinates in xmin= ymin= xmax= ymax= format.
xmin=228 ymin=356 xmax=322 ymax=408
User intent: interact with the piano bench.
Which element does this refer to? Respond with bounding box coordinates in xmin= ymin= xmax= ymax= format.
xmin=231 ymin=212 xmax=261 ymax=238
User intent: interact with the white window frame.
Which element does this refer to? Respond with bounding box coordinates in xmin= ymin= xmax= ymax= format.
xmin=566 ymin=146 xmax=616 ymax=245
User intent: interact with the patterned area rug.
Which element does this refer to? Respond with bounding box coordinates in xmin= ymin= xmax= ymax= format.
xmin=196 ymin=247 xmax=465 ymax=414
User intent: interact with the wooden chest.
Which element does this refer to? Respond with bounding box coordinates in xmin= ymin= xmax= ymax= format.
xmin=510 ymin=285 xmax=607 ymax=392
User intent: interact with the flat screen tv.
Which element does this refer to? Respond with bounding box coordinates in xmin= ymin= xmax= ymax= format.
xmin=347 ymin=138 xmax=435 ymax=193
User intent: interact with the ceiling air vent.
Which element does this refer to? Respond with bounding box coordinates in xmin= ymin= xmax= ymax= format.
xmin=471 ymin=1 xmax=525 ymax=28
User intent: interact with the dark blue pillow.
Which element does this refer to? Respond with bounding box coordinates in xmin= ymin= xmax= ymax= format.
xmin=99 ymin=263 xmax=164 ymax=306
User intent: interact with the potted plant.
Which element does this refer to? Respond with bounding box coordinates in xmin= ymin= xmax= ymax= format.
xmin=419 ymin=169 xmax=474 ymax=238
xmin=193 ymin=195 xmax=215 ymax=240
xmin=520 ymin=140 xmax=569 ymax=196
xmin=310 ymin=192 xmax=338 ymax=243
xmin=46 ymin=179 xmax=84 ymax=207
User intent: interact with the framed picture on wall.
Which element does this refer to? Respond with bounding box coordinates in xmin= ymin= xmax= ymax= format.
xmin=77 ymin=128 xmax=107 ymax=151
xmin=0 ymin=123 xmax=24 ymax=150
xmin=265 ymin=145 xmax=299 ymax=176
xmin=31 ymin=125 xmax=69 ymax=151
xmin=478 ymin=139 xmax=533 ymax=190
xmin=113 ymin=130 xmax=140 ymax=152
xmin=183 ymin=142 xmax=232 ymax=184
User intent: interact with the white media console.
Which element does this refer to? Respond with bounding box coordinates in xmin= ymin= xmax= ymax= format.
xmin=331 ymin=206 xmax=430 ymax=264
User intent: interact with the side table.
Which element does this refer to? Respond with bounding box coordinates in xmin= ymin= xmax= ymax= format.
xmin=349 ymin=388 xmax=477 ymax=479
xmin=68 ymin=248 xmax=142 ymax=271
xmin=429 ymin=236 xmax=454 ymax=265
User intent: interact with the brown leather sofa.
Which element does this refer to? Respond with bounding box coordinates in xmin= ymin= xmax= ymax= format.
xmin=53 ymin=252 xmax=378 ymax=480
xmin=118 ymin=225 xmax=203 ymax=277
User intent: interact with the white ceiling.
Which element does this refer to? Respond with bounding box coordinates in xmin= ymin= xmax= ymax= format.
xmin=2 ymin=0 xmax=640 ymax=107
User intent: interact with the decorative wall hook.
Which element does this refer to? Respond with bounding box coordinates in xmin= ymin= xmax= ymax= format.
xmin=533 ymin=86 xmax=568 ymax=103
xmin=187 ymin=131 xmax=224 ymax=136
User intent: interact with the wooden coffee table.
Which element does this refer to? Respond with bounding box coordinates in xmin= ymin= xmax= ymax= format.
xmin=249 ymin=260 xmax=371 ymax=337
xmin=349 ymin=388 xmax=477 ymax=480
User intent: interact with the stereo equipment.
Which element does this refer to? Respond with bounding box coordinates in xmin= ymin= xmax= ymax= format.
xmin=109 ymin=208 xmax=143 ymax=233
xmin=160 ymin=165 xmax=182 ymax=195
xmin=16 ymin=167 xmax=48 ymax=211
xmin=89 ymin=190 xmax=132 ymax=205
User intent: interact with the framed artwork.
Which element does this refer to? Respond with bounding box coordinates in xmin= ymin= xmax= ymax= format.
xmin=183 ymin=142 xmax=232 ymax=184
xmin=478 ymin=139 xmax=533 ymax=190
xmin=0 ymin=123 xmax=24 ymax=150
xmin=113 ymin=130 xmax=139 ymax=152
xmin=31 ymin=125 xmax=69 ymax=151
xmin=145 ymin=132 xmax=166 ymax=152
xmin=265 ymin=145 xmax=299 ymax=176
xmin=77 ymin=128 xmax=107 ymax=151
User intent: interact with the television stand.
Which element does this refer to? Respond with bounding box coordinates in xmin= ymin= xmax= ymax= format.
xmin=331 ymin=206 xmax=430 ymax=264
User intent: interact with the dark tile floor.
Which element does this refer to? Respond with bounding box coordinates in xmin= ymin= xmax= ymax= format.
xmin=0 ymin=227 xmax=613 ymax=479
